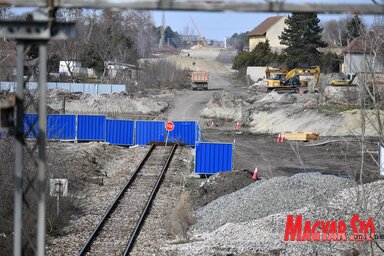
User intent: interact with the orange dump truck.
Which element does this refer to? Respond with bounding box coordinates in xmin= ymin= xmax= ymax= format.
xmin=191 ymin=71 xmax=209 ymax=90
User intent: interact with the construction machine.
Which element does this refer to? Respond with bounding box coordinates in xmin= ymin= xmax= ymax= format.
xmin=189 ymin=16 xmax=207 ymax=47
xmin=266 ymin=66 xmax=321 ymax=92
xmin=331 ymin=73 xmax=356 ymax=86
xmin=191 ymin=71 xmax=209 ymax=90
xmin=265 ymin=67 xmax=288 ymax=80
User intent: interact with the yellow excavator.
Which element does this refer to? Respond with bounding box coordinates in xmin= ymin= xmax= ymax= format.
xmin=331 ymin=73 xmax=356 ymax=86
xmin=265 ymin=67 xmax=288 ymax=80
xmin=266 ymin=66 xmax=321 ymax=92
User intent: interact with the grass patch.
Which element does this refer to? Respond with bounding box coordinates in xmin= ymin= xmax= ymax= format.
xmin=165 ymin=191 xmax=196 ymax=240
xmin=317 ymin=104 xmax=360 ymax=115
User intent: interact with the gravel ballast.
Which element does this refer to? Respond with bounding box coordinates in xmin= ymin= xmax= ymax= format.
xmin=193 ymin=173 xmax=354 ymax=233
xmin=163 ymin=173 xmax=384 ymax=255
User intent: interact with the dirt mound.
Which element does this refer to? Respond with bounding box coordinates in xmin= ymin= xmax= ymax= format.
xmin=201 ymin=88 xmax=384 ymax=136
xmin=188 ymin=170 xmax=254 ymax=209
xmin=201 ymin=91 xmax=249 ymax=121
xmin=47 ymin=93 xmax=169 ymax=116
xmin=322 ymin=85 xmax=359 ymax=105
xmin=166 ymin=55 xmax=228 ymax=73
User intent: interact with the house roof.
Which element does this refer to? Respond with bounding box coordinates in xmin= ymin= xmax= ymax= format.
xmin=343 ymin=37 xmax=365 ymax=54
xmin=343 ymin=32 xmax=383 ymax=54
xmin=248 ymin=16 xmax=284 ymax=37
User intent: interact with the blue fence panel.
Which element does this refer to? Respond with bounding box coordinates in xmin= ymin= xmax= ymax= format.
xmin=47 ymin=115 xmax=76 ymax=140
xmin=77 ymin=115 xmax=106 ymax=141
xmin=195 ymin=142 xmax=233 ymax=174
xmin=167 ymin=121 xmax=198 ymax=146
xmin=111 ymin=85 xmax=125 ymax=93
xmin=135 ymin=121 xmax=165 ymax=145
xmin=25 ymin=82 xmax=38 ymax=90
xmin=106 ymin=119 xmax=134 ymax=145
xmin=24 ymin=114 xmax=39 ymax=139
xmin=0 ymin=81 xmax=15 ymax=91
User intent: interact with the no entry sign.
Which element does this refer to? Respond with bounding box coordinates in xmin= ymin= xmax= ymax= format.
xmin=165 ymin=121 xmax=175 ymax=131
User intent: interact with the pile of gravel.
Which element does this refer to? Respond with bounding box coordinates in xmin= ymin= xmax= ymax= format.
xmin=163 ymin=173 xmax=384 ymax=255
xmin=193 ymin=173 xmax=354 ymax=233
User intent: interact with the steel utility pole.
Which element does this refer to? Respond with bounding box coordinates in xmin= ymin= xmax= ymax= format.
xmin=159 ymin=11 xmax=165 ymax=48
xmin=0 ymin=9 xmax=75 ymax=256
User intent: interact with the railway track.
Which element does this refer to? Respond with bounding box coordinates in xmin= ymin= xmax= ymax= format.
xmin=77 ymin=144 xmax=178 ymax=256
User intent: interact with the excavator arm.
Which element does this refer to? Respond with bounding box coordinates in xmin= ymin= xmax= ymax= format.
xmin=285 ymin=66 xmax=321 ymax=88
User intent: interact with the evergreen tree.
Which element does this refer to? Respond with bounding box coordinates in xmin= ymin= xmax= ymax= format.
xmin=229 ymin=32 xmax=249 ymax=51
xmin=341 ymin=15 xmax=365 ymax=46
xmin=279 ymin=13 xmax=327 ymax=69
xmin=233 ymin=41 xmax=278 ymax=69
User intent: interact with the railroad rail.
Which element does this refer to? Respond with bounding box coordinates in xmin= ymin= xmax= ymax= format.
xmin=77 ymin=144 xmax=178 ymax=255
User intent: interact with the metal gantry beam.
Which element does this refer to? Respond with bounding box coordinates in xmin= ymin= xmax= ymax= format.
xmin=0 ymin=0 xmax=383 ymax=14
xmin=14 ymin=42 xmax=25 ymax=256
xmin=37 ymin=42 xmax=48 ymax=256
xmin=0 ymin=14 xmax=76 ymax=256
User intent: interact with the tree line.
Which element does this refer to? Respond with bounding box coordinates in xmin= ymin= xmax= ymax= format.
xmin=232 ymin=13 xmax=366 ymax=73
xmin=0 ymin=8 xmax=188 ymax=81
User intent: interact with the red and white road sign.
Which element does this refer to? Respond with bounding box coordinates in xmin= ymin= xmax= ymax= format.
xmin=165 ymin=121 xmax=175 ymax=131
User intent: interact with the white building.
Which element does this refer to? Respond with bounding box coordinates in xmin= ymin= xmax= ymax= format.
xmin=343 ymin=35 xmax=384 ymax=74
xmin=59 ymin=61 xmax=82 ymax=76
xmin=247 ymin=16 xmax=287 ymax=52
xmin=106 ymin=62 xmax=136 ymax=79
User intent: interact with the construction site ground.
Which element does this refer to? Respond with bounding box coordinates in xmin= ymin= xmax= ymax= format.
xmin=1 ymin=47 xmax=383 ymax=255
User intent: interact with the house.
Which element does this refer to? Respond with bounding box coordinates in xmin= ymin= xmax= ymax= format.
xmin=247 ymin=16 xmax=287 ymax=52
xmin=59 ymin=60 xmax=82 ymax=76
xmin=106 ymin=62 xmax=136 ymax=80
xmin=342 ymin=34 xmax=384 ymax=74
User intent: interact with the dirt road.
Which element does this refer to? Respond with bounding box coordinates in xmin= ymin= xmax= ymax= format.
xmin=167 ymin=48 xmax=239 ymax=120
xmin=167 ymin=73 xmax=234 ymax=120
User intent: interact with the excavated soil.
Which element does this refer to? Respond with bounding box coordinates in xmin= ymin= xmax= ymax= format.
xmin=187 ymin=170 xmax=255 ymax=209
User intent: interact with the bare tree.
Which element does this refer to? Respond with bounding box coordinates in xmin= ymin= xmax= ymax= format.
xmin=51 ymin=9 xmax=85 ymax=80
xmin=348 ymin=16 xmax=384 ymax=254
xmin=125 ymin=11 xmax=154 ymax=58
xmin=181 ymin=25 xmax=195 ymax=36
xmin=321 ymin=18 xmax=347 ymax=47
xmin=0 ymin=7 xmax=14 ymax=20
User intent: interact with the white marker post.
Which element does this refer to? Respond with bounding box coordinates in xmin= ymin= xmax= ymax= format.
xmin=49 ymin=179 xmax=68 ymax=216
xmin=165 ymin=121 xmax=175 ymax=146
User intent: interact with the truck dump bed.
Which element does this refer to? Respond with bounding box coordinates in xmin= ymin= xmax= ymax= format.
xmin=191 ymin=72 xmax=209 ymax=82
xmin=191 ymin=71 xmax=209 ymax=90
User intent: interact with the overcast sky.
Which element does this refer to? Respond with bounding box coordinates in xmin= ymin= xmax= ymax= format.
xmin=11 ymin=0 xmax=377 ymax=41
xmin=152 ymin=0 xmax=376 ymax=40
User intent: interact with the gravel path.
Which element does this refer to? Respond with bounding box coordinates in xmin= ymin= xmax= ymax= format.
xmin=46 ymin=146 xmax=148 ymax=255
xmin=45 ymin=145 xmax=194 ymax=256
xmin=84 ymin=147 xmax=171 ymax=255
xmin=130 ymin=147 xmax=192 ymax=255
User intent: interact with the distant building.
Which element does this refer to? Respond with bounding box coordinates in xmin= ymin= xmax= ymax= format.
xmin=247 ymin=16 xmax=287 ymax=52
xmin=59 ymin=61 xmax=97 ymax=79
xmin=180 ymin=35 xmax=200 ymax=46
xmin=106 ymin=61 xmax=136 ymax=80
xmin=342 ymin=34 xmax=384 ymax=74
xmin=59 ymin=61 xmax=82 ymax=76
